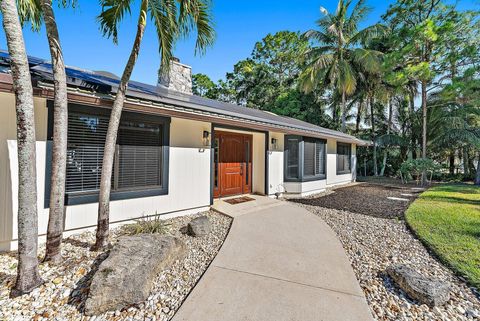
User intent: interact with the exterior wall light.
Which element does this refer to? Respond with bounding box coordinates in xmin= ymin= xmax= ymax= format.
xmin=203 ymin=130 xmax=210 ymax=146
xmin=271 ymin=137 xmax=278 ymax=150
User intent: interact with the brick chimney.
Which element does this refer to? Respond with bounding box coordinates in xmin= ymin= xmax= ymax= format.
xmin=158 ymin=57 xmax=192 ymax=94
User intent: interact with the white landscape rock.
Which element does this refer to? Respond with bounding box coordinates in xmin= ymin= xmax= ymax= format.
xmin=85 ymin=234 xmax=186 ymax=315
xmin=297 ymin=203 xmax=480 ymax=321
xmin=0 ymin=211 xmax=231 ymax=321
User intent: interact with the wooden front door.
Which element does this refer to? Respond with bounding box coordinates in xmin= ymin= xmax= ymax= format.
xmin=213 ymin=131 xmax=252 ymax=198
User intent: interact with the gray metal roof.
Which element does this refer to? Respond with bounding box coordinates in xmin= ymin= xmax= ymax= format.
xmin=0 ymin=50 xmax=366 ymax=144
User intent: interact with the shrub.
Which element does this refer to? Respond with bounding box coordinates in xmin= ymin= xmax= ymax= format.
xmin=121 ymin=214 xmax=170 ymax=235
xmin=399 ymin=158 xmax=441 ymax=183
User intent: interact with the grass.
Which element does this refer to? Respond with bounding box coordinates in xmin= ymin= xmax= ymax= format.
xmin=405 ymin=184 xmax=480 ymax=289
xmin=121 ymin=214 xmax=170 ymax=235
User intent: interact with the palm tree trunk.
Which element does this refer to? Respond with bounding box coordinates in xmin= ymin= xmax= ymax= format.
xmin=408 ymin=90 xmax=415 ymax=160
xmin=380 ymin=97 xmax=393 ymax=176
xmin=1 ymin=0 xmax=43 ymax=295
xmin=355 ymin=98 xmax=363 ymax=134
xmin=93 ymin=0 xmax=148 ymax=250
xmin=463 ymin=147 xmax=469 ymax=177
xmin=370 ymin=96 xmax=378 ymax=176
xmin=448 ymin=150 xmax=455 ymax=175
xmin=341 ymin=90 xmax=346 ymax=132
xmin=475 ymin=151 xmax=480 ymax=186
xmin=42 ymin=0 xmax=68 ymax=264
xmin=421 ymin=80 xmax=427 ymax=185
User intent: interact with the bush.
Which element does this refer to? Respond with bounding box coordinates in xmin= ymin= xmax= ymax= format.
xmin=121 ymin=215 xmax=170 ymax=235
xmin=399 ymin=158 xmax=441 ymax=183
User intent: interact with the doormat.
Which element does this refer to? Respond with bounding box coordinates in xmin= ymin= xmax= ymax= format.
xmin=224 ymin=196 xmax=255 ymax=205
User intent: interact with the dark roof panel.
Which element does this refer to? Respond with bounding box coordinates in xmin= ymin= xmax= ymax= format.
xmin=0 ymin=50 xmax=365 ymax=144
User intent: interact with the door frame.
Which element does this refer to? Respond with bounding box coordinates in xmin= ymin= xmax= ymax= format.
xmin=210 ymin=124 xmax=269 ymax=202
xmin=213 ymin=130 xmax=252 ymax=198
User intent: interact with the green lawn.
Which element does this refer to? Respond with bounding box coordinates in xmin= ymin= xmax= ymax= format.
xmin=406 ymin=184 xmax=480 ymax=289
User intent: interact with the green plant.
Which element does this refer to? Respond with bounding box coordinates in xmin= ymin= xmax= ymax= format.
xmin=121 ymin=214 xmax=170 ymax=235
xmin=399 ymin=158 xmax=441 ymax=184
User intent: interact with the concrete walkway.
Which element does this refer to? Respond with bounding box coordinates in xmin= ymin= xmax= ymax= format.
xmin=173 ymin=195 xmax=373 ymax=321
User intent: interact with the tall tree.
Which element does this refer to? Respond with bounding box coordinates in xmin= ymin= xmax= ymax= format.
xmin=18 ymin=0 xmax=73 ymax=263
xmin=1 ymin=0 xmax=43 ymax=295
xmin=93 ymin=0 xmax=215 ymax=250
xmin=41 ymin=0 xmax=69 ymax=264
xmin=383 ymin=0 xmax=452 ymax=185
xmin=300 ymin=0 xmax=385 ymax=132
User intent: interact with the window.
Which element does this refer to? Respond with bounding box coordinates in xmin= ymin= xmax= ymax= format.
xmin=285 ymin=137 xmax=300 ymax=179
xmin=337 ymin=142 xmax=351 ymax=174
xmin=284 ymin=136 xmax=326 ymax=182
xmin=303 ymin=139 xmax=326 ymax=177
xmin=47 ymin=102 xmax=170 ymax=205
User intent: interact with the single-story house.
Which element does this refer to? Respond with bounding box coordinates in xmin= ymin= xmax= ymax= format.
xmin=0 ymin=52 xmax=366 ymax=251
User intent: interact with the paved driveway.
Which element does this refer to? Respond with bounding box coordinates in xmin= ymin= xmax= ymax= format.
xmin=172 ymin=196 xmax=373 ymax=321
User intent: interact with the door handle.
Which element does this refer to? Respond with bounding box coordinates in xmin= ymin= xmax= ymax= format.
xmin=240 ymin=166 xmax=243 ymax=176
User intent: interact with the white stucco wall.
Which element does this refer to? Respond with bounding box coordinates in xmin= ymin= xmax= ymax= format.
xmin=0 ymin=93 xmax=212 ymax=251
xmin=267 ymin=132 xmax=284 ymax=196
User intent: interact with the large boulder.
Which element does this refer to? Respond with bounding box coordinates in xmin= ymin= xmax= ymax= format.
xmin=187 ymin=216 xmax=211 ymax=237
xmin=84 ymin=234 xmax=185 ymax=315
xmin=387 ymin=265 xmax=451 ymax=307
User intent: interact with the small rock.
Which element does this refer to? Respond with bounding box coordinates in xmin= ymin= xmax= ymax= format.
xmin=387 ymin=265 xmax=451 ymax=307
xmin=187 ymin=216 xmax=211 ymax=237
xmin=52 ymin=277 xmax=62 ymax=285
xmin=466 ymin=309 xmax=480 ymax=318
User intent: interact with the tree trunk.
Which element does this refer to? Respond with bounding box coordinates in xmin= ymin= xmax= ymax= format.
xmin=1 ymin=0 xmax=43 ymax=296
xmin=475 ymin=151 xmax=480 ymax=186
xmin=93 ymin=0 xmax=148 ymax=250
xmin=370 ymin=96 xmax=378 ymax=176
xmin=462 ymin=147 xmax=469 ymax=177
xmin=42 ymin=0 xmax=68 ymax=264
xmin=448 ymin=150 xmax=455 ymax=175
xmin=380 ymin=97 xmax=393 ymax=176
xmin=341 ymin=90 xmax=346 ymax=133
xmin=408 ymin=90 xmax=415 ymax=160
xmin=355 ymin=98 xmax=363 ymax=134
xmin=421 ymin=81 xmax=428 ymax=185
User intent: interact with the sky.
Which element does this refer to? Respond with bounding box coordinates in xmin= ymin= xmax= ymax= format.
xmin=0 ymin=0 xmax=477 ymax=85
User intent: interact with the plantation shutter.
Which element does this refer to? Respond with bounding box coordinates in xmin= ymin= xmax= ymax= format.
xmin=315 ymin=141 xmax=326 ymax=175
xmin=337 ymin=143 xmax=351 ymax=173
xmin=116 ymin=120 xmax=163 ymax=189
xmin=66 ymin=112 xmax=109 ymax=193
xmin=304 ymin=140 xmax=315 ymax=176
xmin=286 ymin=137 xmax=300 ymax=179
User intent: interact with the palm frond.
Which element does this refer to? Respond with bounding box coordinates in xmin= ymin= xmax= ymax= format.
xmin=178 ymin=0 xmax=215 ymax=55
xmin=376 ymin=133 xmax=409 ymax=147
xmin=351 ymin=48 xmax=382 ymax=73
xmin=350 ymin=23 xmax=388 ymax=46
xmin=17 ymin=0 xmax=42 ymax=31
xmin=148 ymin=0 xmax=176 ymax=71
xmin=97 ymin=0 xmax=133 ymax=44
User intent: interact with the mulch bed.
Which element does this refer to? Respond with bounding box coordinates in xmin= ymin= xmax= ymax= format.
xmin=291 ymin=183 xmax=423 ymax=219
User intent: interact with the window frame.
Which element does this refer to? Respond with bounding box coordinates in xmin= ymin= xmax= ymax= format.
xmin=45 ymin=102 xmax=170 ymax=207
xmin=284 ymin=135 xmax=327 ymax=182
xmin=336 ymin=142 xmax=352 ymax=175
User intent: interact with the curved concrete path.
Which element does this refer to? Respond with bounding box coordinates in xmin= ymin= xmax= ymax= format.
xmin=173 ymin=196 xmax=373 ymax=321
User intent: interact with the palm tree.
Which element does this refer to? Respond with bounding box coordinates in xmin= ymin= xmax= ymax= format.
xmin=1 ymin=0 xmax=43 ymax=295
xmin=300 ymin=0 xmax=385 ymax=132
xmin=41 ymin=0 xmax=70 ymax=264
xmin=93 ymin=0 xmax=215 ymax=250
xmin=17 ymin=0 xmax=72 ymax=264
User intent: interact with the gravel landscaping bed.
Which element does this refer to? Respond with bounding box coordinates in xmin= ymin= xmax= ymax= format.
xmin=294 ymin=191 xmax=480 ymax=320
xmin=0 ymin=211 xmax=231 ymax=321
xmin=292 ymin=183 xmax=422 ymax=219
